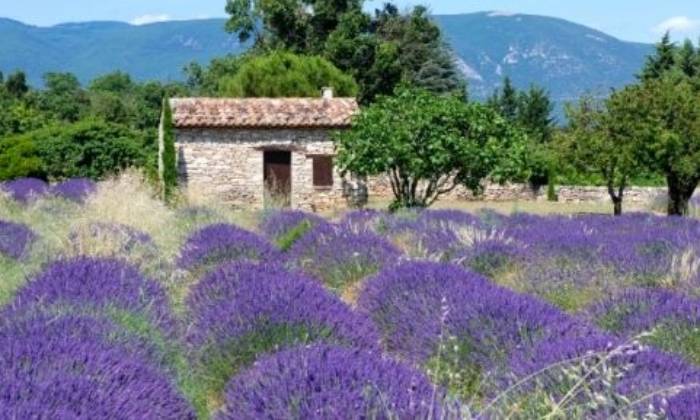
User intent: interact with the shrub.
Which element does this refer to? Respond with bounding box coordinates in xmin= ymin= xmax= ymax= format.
xmin=359 ymin=262 xmax=593 ymax=398
xmin=0 ymin=119 xmax=151 ymax=181
xmin=217 ymin=344 xmax=439 ymax=420
xmin=0 ymin=314 xmax=194 ymax=419
xmin=5 ymin=257 xmax=175 ymax=333
xmin=0 ymin=220 xmax=35 ymax=260
xmin=587 ymin=288 xmax=700 ymax=364
xmin=51 ymin=177 xmax=97 ymax=202
xmin=508 ymin=334 xmax=700 ymax=417
xmin=285 ymin=224 xmax=402 ymax=293
xmin=177 ymin=223 xmax=280 ymax=272
xmin=0 ymin=177 xmax=49 ymax=203
xmin=185 ymin=262 xmax=380 ymax=409
xmin=161 ymin=98 xmax=177 ymax=199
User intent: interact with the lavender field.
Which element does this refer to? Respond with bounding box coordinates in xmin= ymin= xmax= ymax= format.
xmin=2 ymin=174 xmax=700 ymax=419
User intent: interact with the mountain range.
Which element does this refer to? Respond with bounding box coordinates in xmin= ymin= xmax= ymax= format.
xmin=0 ymin=12 xmax=654 ymax=105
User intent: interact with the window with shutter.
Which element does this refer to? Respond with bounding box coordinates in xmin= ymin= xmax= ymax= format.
xmin=312 ymin=156 xmax=333 ymax=187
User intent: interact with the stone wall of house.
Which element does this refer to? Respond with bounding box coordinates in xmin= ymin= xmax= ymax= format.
xmin=175 ymin=128 xmax=346 ymax=211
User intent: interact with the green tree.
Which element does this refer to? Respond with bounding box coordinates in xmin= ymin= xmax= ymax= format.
xmin=218 ymin=51 xmax=358 ymax=97
xmin=562 ymin=93 xmax=645 ymax=215
xmin=160 ymin=98 xmax=177 ymax=199
xmin=225 ymin=0 xmax=362 ymax=52
xmin=640 ymin=32 xmax=676 ymax=80
xmin=678 ymin=39 xmax=698 ymax=78
xmin=5 ymin=71 xmax=29 ymax=99
xmin=634 ymin=77 xmax=700 ymax=215
xmin=488 ymin=77 xmax=519 ymax=121
xmin=38 ymin=72 xmax=89 ymax=122
xmin=336 ymin=87 xmax=528 ymax=209
xmin=224 ymin=1 xmax=464 ymax=103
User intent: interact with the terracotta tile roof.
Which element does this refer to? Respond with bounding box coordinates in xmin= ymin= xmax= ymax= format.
xmin=170 ymin=97 xmax=359 ymax=129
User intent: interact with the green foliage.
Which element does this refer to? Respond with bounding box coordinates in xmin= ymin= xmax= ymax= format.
xmin=275 ymin=220 xmax=313 ymax=252
xmin=336 ymin=87 xmax=528 ymax=209
xmin=223 ymin=1 xmax=464 ymax=103
xmin=426 ymin=336 xmax=483 ymax=402
xmin=38 ymin=72 xmax=89 ymax=122
xmin=195 ymin=324 xmax=332 ymax=417
xmin=4 ymin=71 xmax=29 ymax=98
xmin=489 ymin=79 xmax=556 ymax=188
xmin=218 ymin=51 xmax=358 ymax=97
xmin=640 ymin=32 xmax=677 ymax=81
xmin=560 ymin=92 xmax=647 ymax=215
xmin=0 ymin=119 xmax=150 ymax=181
xmin=161 ymin=98 xmax=177 ymax=200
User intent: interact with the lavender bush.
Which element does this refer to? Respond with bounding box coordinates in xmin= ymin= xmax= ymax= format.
xmin=51 ymin=178 xmax=97 ymax=202
xmin=1 ymin=177 xmax=49 ymax=203
xmin=359 ymin=262 xmax=594 ymax=399
xmin=217 ymin=344 xmax=440 ymax=420
xmin=185 ymin=262 xmax=380 ymax=410
xmin=0 ymin=314 xmax=194 ymax=419
xmin=178 ymin=223 xmax=280 ymax=272
xmin=5 ymin=257 xmax=176 ymax=333
xmin=285 ymin=223 xmax=402 ymax=293
xmin=259 ymin=210 xmax=329 ymax=250
xmin=0 ymin=220 xmax=35 ymax=260
xmin=587 ymin=288 xmax=700 ymax=364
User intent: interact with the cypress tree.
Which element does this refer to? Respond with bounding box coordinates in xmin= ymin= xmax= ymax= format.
xmin=161 ymin=98 xmax=177 ymax=200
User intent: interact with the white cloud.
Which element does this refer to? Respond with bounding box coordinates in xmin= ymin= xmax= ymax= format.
xmin=488 ymin=11 xmax=517 ymax=18
xmin=130 ymin=14 xmax=172 ymax=26
xmin=653 ymin=16 xmax=700 ymax=35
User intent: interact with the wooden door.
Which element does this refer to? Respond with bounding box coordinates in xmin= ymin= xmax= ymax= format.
xmin=263 ymin=151 xmax=291 ymax=207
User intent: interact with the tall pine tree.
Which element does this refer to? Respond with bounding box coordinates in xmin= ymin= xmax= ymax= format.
xmin=640 ymin=32 xmax=676 ymax=80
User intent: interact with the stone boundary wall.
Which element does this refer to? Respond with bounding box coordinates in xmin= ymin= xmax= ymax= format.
xmin=365 ymin=175 xmax=689 ymax=207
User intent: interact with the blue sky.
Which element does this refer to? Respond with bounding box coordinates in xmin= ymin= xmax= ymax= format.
xmin=3 ymin=0 xmax=699 ymax=43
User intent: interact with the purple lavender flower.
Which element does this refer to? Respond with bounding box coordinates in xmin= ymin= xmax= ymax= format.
xmin=259 ymin=210 xmax=328 ymax=245
xmin=186 ymin=262 xmax=380 ymax=350
xmin=285 ymin=223 xmax=402 ymax=292
xmin=217 ymin=344 xmax=440 ymax=420
xmin=5 ymin=257 xmax=176 ymax=333
xmin=178 ymin=223 xmax=280 ymax=271
xmin=51 ymin=178 xmax=97 ymax=202
xmin=0 ymin=220 xmax=35 ymax=260
xmin=587 ymin=288 xmax=700 ymax=336
xmin=666 ymin=386 xmax=700 ymax=419
xmin=508 ymin=333 xmax=700 ymax=411
xmin=0 ymin=314 xmax=194 ymax=419
xmin=359 ymin=262 xmax=594 ymax=371
xmin=1 ymin=177 xmax=49 ymax=203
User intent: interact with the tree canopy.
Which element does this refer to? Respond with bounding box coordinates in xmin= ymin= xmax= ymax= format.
xmin=335 ymin=87 xmax=528 ymax=209
xmin=218 ymin=51 xmax=358 ymax=97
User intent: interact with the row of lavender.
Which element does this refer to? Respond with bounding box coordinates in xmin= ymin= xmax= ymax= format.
xmin=2 ymin=181 xmax=700 ymax=417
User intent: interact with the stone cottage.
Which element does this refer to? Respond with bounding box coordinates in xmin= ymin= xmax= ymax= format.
xmin=162 ymin=91 xmax=359 ymax=211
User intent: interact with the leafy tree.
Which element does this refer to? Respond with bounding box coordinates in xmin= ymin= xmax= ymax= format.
xmin=185 ymin=55 xmax=246 ymax=95
xmin=489 ymin=79 xmax=556 ymax=190
xmin=218 ymin=51 xmax=358 ymax=97
xmin=633 ymin=77 xmax=700 ymax=215
xmin=335 ymin=87 xmax=528 ymax=209
xmin=0 ymin=102 xmax=51 ymax=137
xmin=640 ymin=32 xmax=676 ymax=80
xmin=562 ymin=94 xmax=645 ymax=215
xmin=224 ymin=1 xmax=463 ymax=103
xmin=678 ymin=39 xmax=698 ymax=78
xmin=225 ymin=0 xmax=362 ymax=52
xmin=488 ymin=77 xmax=519 ymax=121
xmin=38 ymin=72 xmax=89 ymax=122
xmin=5 ymin=71 xmax=29 ymax=99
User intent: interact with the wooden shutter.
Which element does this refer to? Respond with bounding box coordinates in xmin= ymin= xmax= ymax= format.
xmin=312 ymin=156 xmax=333 ymax=187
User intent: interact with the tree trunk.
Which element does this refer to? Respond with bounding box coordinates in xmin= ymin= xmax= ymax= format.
xmin=612 ymin=198 xmax=623 ymax=216
xmin=667 ymin=175 xmax=696 ymax=216
xmin=607 ymin=180 xmax=625 ymax=216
